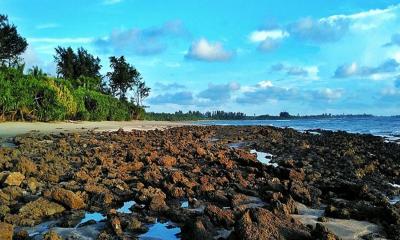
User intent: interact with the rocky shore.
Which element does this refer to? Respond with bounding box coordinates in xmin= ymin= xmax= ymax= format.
xmin=0 ymin=126 xmax=399 ymax=239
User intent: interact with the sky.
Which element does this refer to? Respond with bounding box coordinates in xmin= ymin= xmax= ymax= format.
xmin=2 ymin=0 xmax=400 ymax=115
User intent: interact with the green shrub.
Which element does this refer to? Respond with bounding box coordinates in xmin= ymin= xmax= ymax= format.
xmin=0 ymin=67 xmax=142 ymax=122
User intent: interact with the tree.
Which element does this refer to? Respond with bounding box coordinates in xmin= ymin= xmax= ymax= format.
xmin=279 ymin=111 xmax=291 ymax=118
xmin=0 ymin=14 xmax=28 ymax=67
xmin=28 ymin=66 xmax=47 ymax=78
xmin=107 ymin=56 xmax=142 ymax=101
xmin=134 ymin=80 xmax=150 ymax=106
xmin=54 ymin=46 xmax=75 ymax=79
xmin=54 ymin=47 xmax=102 ymax=89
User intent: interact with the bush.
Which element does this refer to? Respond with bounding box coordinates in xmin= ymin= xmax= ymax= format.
xmin=74 ymin=88 xmax=133 ymax=121
xmin=0 ymin=68 xmax=140 ymax=122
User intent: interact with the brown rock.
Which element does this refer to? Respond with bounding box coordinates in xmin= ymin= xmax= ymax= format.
xmin=51 ymin=188 xmax=85 ymax=209
xmin=205 ymin=204 xmax=235 ymax=228
xmin=16 ymin=157 xmax=37 ymax=176
xmin=111 ymin=217 xmax=123 ymax=236
xmin=43 ymin=230 xmax=62 ymax=240
xmin=4 ymin=172 xmax=25 ymax=186
xmin=160 ymin=155 xmax=177 ymax=167
xmin=0 ymin=222 xmax=13 ymax=240
xmin=233 ymin=208 xmax=310 ymax=240
xmin=16 ymin=198 xmax=65 ymax=226
xmin=196 ymin=147 xmax=206 ymax=156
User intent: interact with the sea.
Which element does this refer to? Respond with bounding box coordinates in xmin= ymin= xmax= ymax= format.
xmin=194 ymin=116 xmax=400 ymax=141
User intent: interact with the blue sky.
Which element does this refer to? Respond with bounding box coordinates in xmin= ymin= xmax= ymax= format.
xmin=2 ymin=0 xmax=400 ymax=115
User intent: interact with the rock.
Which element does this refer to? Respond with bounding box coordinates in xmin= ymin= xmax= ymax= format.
xmin=232 ymin=208 xmax=310 ymax=240
xmin=111 ymin=217 xmax=123 ymax=236
xmin=149 ymin=195 xmax=168 ymax=212
xmin=0 ymin=222 xmax=13 ymax=240
xmin=160 ymin=155 xmax=177 ymax=167
xmin=51 ymin=187 xmax=85 ymax=209
xmin=205 ymin=204 xmax=235 ymax=228
xmin=43 ymin=230 xmax=62 ymax=240
xmin=196 ymin=147 xmax=207 ymax=156
xmin=311 ymin=223 xmax=340 ymax=240
xmin=0 ymin=205 xmax=10 ymax=218
xmin=127 ymin=217 xmax=148 ymax=233
xmin=3 ymin=172 xmax=25 ymax=186
xmin=16 ymin=197 xmax=65 ymax=226
xmin=181 ymin=217 xmax=214 ymax=240
xmin=27 ymin=177 xmax=39 ymax=192
xmin=16 ymin=157 xmax=37 ymax=176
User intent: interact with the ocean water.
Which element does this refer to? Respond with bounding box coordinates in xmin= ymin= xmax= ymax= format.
xmin=194 ymin=117 xmax=400 ymax=139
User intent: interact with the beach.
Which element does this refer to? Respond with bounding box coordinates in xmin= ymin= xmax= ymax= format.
xmin=0 ymin=120 xmax=187 ymax=138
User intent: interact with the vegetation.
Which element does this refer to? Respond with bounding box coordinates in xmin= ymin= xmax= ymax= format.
xmin=145 ymin=110 xmax=375 ymax=121
xmin=0 ymin=14 xmax=149 ymax=122
xmin=0 ymin=14 xmax=27 ymax=67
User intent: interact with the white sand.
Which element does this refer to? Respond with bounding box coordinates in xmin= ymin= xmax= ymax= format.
xmin=0 ymin=120 xmax=188 ymax=138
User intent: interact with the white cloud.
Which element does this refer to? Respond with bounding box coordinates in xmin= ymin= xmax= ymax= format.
xmin=257 ymin=80 xmax=273 ymax=88
xmin=317 ymin=88 xmax=343 ymax=101
xmin=185 ymin=38 xmax=233 ymax=61
xmin=249 ymin=29 xmax=289 ymax=42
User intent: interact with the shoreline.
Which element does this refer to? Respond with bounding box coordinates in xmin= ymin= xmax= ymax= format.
xmin=0 ymin=120 xmax=189 ymax=138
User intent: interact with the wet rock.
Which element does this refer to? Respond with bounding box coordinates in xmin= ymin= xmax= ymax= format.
xmin=43 ymin=230 xmax=62 ymax=240
xmin=181 ymin=217 xmax=214 ymax=240
xmin=311 ymin=223 xmax=340 ymax=240
xmin=111 ymin=217 xmax=123 ymax=236
xmin=205 ymin=204 xmax=235 ymax=228
xmin=0 ymin=222 xmax=13 ymax=240
xmin=51 ymin=187 xmax=85 ymax=209
xmin=3 ymin=172 xmax=25 ymax=186
xmin=127 ymin=217 xmax=148 ymax=233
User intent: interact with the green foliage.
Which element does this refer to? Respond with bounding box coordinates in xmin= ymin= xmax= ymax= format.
xmin=0 ymin=14 xmax=28 ymax=67
xmin=54 ymin=47 xmax=102 ymax=90
xmin=0 ymin=67 xmax=144 ymax=122
xmin=74 ymin=88 xmax=135 ymax=121
xmin=107 ymin=56 xmax=142 ymax=101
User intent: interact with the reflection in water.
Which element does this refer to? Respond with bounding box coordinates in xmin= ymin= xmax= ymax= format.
xmin=117 ymin=200 xmax=136 ymax=213
xmin=139 ymin=221 xmax=180 ymax=240
xmin=250 ymin=149 xmax=277 ymax=167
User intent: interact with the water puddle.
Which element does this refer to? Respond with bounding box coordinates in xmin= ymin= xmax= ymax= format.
xmin=77 ymin=212 xmax=106 ymax=226
xmin=0 ymin=139 xmax=17 ymax=148
xmin=117 ymin=200 xmax=136 ymax=213
xmin=180 ymin=201 xmax=189 ymax=208
xmin=250 ymin=149 xmax=278 ymax=167
xmin=228 ymin=142 xmax=245 ymax=148
xmin=139 ymin=221 xmax=181 ymax=240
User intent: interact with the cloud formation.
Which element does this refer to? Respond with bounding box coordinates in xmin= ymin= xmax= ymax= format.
xmin=94 ymin=21 xmax=188 ymax=56
xmin=270 ymin=63 xmax=319 ymax=79
xmin=185 ymin=38 xmax=233 ymax=61
xmin=237 ymin=81 xmax=343 ymax=104
xmin=148 ymin=91 xmax=194 ymax=105
xmin=384 ymin=33 xmax=400 ymax=47
xmin=334 ymin=59 xmax=399 ymax=78
xmin=197 ymin=82 xmax=240 ymax=103
xmin=249 ymin=29 xmax=289 ymax=52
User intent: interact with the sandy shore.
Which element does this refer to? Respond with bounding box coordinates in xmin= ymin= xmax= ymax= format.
xmin=0 ymin=120 xmax=188 ymax=138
